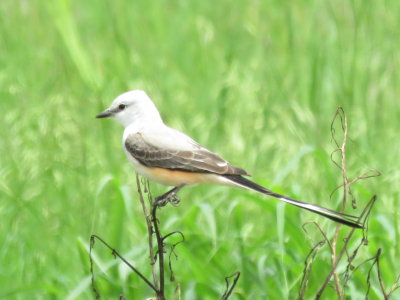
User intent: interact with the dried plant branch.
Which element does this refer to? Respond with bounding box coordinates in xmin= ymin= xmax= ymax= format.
xmin=302 ymin=221 xmax=333 ymax=251
xmin=151 ymin=198 xmax=168 ymax=299
xmin=89 ymin=234 xmax=158 ymax=298
xmin=163 ymin=231 xmax=185 ymax=242
xmin=322 ymin=108 xmax=381 ymax=300
xmin=342 ymin=199 xmax=375 ymax=290
xmin=299 ymin=222 xmax=332 ymax=299
xmin=342 ymin=235 xmax=368 ymax=287
xmin=136 ymin=174 xmax=159 ymax=290
xmin=365 ymin=248 xmax=381 ymax=298
xmin=343 ymin=247 xmax=376 ymax=288
xmin=136 ymin=176 xmax=184 ymax=299
xmin=89 ymin=178 xmax=184 ymax=299
xmin=221 ymin=272 xmax=241 ymax=300
xmin=316 ymin=195 xmax=377 ymax=299
xmin=163 ymin=231 xmax=185 ymax=282
xmin=330 ymin=107 xmax=350 ymax=299
xmin=350 ymin=247 xmax=400 ymax=300
xmin=329 ymin=169 xmax=381 ymax=204
xmin=375 ymin=248 xmax=388 ymax=298
xmin=368 ymin=248 xmax=400 ymax=300
xmin=299 ymin=239 xmax=326 ymax=300
xmin=89 ymin=236 xmax=101 ymax=299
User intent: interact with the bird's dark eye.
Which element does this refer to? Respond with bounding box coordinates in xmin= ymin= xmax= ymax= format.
xmin=118 ymin=104 xmax=126 ymax=110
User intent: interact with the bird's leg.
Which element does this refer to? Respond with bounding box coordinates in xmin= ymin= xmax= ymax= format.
xmin=154 ymin=185 xmax=185 ymax=207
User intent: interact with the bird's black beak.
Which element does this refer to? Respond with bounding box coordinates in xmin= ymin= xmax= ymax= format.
xmin=96 ymin=109 xmax=113 ymax=119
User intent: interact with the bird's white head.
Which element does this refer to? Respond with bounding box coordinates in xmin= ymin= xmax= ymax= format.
xmin=96 ymin=90 xmax=163 ymax=128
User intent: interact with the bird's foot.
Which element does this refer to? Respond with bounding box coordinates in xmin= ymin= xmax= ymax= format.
xmin=169 ymin=193 xmax=181 ymax=207
xmin=155 ymin=192 xmax=181 ymax=207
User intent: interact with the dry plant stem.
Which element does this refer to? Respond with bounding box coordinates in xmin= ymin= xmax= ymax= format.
xmin=136 ymin=178 xmax=184 ymax=300
xmin=299 ymin=222 xmax=333 ymax=300
xmin=136 ymin=174 xmax=159 ymax=290
xmin=165 ymin=231 xmax=185 ymax=281
xmin=89 ymin=234 xmax=157 ymax=296
xmin=375 ymin=248 xmax=400 ymax=299
xmin=375 ymin=249 xmax=388 ymax=299
xmin=152 ymin=202 xmax=166 ymax=300
xmin=90 ymin=177 xmax=184 ymax=299
xmin=330 ymin=108 xmax=348 ymax=300
xmin=299 ymin=240 xmax=325 ymax=300
xmin=329 ymin=169 xmax=381 ymax=201
xmin=89 ymin=236 xmax=101 ymax=299
xmin=315 ymin=108 xmax=381 ymax=299
xmin=365 ymin=249 xmax=381 ymax=298
xmin=316 ymin=195 xmax=377 ymax=299
xmin=221 ymin=272 xmax=241 ymax=300
xmin=342 ymin=235 xmax=368 ymax=287
xmin=302 ymin=222 xmax=333 ymax=254
xmin=136 ymin=175 xmax=167 ymax=300
xmin=361 ymin=248 xmax=400 ymax=299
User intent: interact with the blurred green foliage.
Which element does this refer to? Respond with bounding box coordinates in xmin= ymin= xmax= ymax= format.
xmin=0 ymin=0 xmax=399 ymax=299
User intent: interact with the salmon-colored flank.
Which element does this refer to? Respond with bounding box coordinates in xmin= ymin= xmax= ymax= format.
xmin=147 ymin=167 xmax=209 ymax=186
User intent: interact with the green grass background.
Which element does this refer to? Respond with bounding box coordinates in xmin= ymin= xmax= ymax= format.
xmin=1 ymin=0 xmax=399 ymax=299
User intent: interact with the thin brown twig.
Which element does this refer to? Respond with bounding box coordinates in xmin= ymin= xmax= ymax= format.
xmin=342 ymin=195 xmax=373 ymax=288
xmin=330 ymin=107 xmax=349 ymax=299
xmin=357 ymin=248 xmax=400 ymax=300
xmin=375 ymin=248 xmax=388 ymax=299
xmin=221 ymin=272 xmax=241 ymax=299
xmin=299 ymin=239 xmax=326 ymax=300
xmin=300 ymin=222 xmax=333 ymax=299
xmin=163 ymin=231 xmax=185 ymax=282
xmin=136 ymin=174 xmax=159 ymax=290
xmin=343 ymin=247 xmax=376 ymax=287
xmin=342 ymin=235 xmax=368 ymax=287
xmin=365 ymin=248 xmax=380 ymax=298
xmin=89 ymin=234 xmax=158 ymax=295
xmin=375 ymin=248 xmax=400 ymax=299
xmin=316 ymin=195 xmax=377 ymax=299
xmin=90 ymin=176 xmax=184 ymax=299
xmin=152 ymin=202 xmax=166 ymax=300
xmin=89 ymin=236 xmax=101 ymax=299
xmin=329 ymin=169 xmax=381 ymax=202
xmin=137 ymin=178 xmax=185 ymax=299
xmin=317 ymin=107 xmax=383 ymax=300
xmin=302 ymin=221 xmax=333 ymax=251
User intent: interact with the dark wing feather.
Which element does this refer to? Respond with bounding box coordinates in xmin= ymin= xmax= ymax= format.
xmin=125 ymin=133 xmax=249 ymax=175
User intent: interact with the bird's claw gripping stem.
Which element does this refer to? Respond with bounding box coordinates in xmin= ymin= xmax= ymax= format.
xmin=154 ymin=189 xmax=182 ymax=207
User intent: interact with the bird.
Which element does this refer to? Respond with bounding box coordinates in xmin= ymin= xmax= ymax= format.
xmin=96 ymin=90 xmax=362 ymax=228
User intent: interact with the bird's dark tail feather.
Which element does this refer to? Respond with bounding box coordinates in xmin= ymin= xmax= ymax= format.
xmin=224 ymin=175 xmax=363 ymax=229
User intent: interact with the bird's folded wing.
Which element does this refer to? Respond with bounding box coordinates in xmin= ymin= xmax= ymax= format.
xmin=124 ymin=132 xmax=249 ymax=175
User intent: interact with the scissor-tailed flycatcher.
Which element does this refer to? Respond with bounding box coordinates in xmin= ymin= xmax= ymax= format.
xmin=96 ymin=90 xmax=362 ymax=228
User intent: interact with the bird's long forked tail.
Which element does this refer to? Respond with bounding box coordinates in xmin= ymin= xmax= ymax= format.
xmin=224 ymin=175 xmax=363 ymax=229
